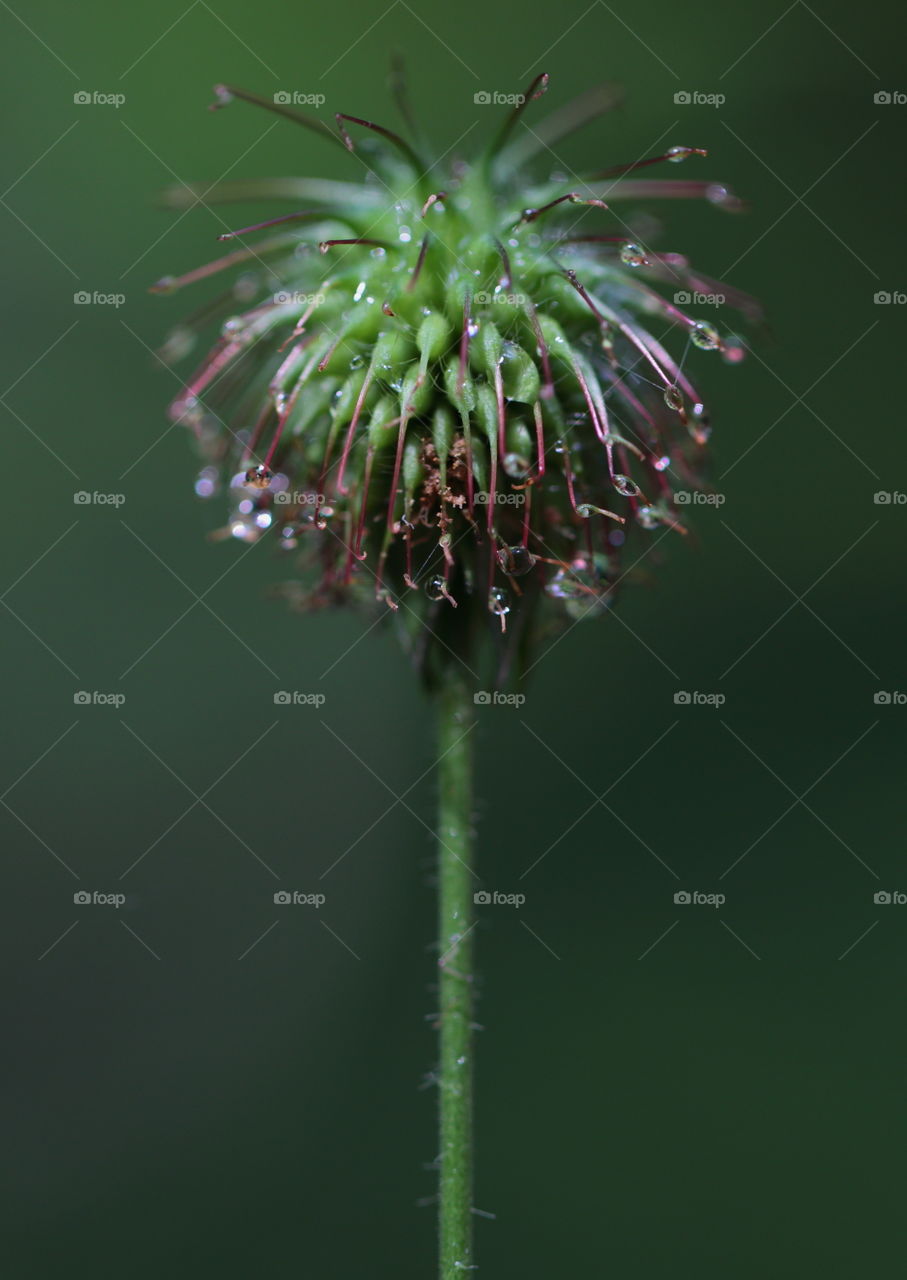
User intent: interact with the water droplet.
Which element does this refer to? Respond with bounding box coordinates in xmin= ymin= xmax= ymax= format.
xmin=467 ymin=320 xmax=480 ymax=338
xmin=230 ymin=518 xmax=258 ymax=543
xmin=353 ymin=281 xmax=366 ymax=302
xmin=663 ymin=385 xmax=684 ymax=412
xmin=159 ymin=326 xmax=195 ymax=364
xmin=503 ymin=452 xmax=530 ymax=479
xmin=370 ymin=246 xmax=386 ymax=259
xmin=636 ymin=505 xmax=659 ymax=529
xmin=272 ymin=389 xmax=289 ymax=415
xmin=666 ymin=145 xmax=693 ymax=163
xmin=426 ymin=576 xmax=447 ymax=601
xmin=620 ymin=242 xmax=648 ymax=267
xmin=552 ymin=438 xmax=566 ymax=454
xmin=254 ymin=510 xmax=272 ymax=529
xmin=488 ymin=587 xmax=510 ymax=617
xmin=170 ymin=394 xmax=200 ymax=424
xmin=221 ymin=316 xmax=245 ymax=337
xmin=279 ymin=525 xmax=299 ymax=550
xmin=690 ymin=321 xmax=720 ymax=351
xmin=608 ymin=528 xmax=626 ymax=548
xmin=348 ymin=353 xmax=365 ymax=369
xmin=612 ymin=474 xmax=640 ymax=497
xmin=653 ymin=455 xmax=671 ymax=472
xmin=398 ymin=225 xmax=412 ymax=243
xmin=546 ymin=555 xmax=613 ymax=612
xmin=244 ymin=465 xmax=273 ymax=489
xmin=721 ymin=335 xmax=746 ymax=364
xmin=497 ymin=545 xmax=536 ymax=576
xmin=706 ymin=183 xmax=728 ymax=205
xmin=194 ymin=466 xmax=218 ymax=499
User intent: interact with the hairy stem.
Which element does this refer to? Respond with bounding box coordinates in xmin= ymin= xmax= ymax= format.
xmin=436 ymin=674 xmax=476 ymax=1276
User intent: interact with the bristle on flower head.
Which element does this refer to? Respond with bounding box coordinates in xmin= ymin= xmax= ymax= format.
xmin=155 ymin=73 xmax=758 ymax=686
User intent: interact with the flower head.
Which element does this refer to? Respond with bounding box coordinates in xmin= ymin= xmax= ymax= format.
xmin=155 ymin=75 xmax=758 ymax=685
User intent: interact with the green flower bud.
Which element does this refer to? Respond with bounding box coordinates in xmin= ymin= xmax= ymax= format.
xmin=157 ymin=75 xmax=757 ymax=685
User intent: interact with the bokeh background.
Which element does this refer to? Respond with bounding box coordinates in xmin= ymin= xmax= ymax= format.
xmin=2 ymin=0 xmax=904 ymax=1274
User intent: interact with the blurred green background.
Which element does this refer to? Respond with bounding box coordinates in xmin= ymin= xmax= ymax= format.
xmin=2 ymin=0 xmax=904 ymax=1274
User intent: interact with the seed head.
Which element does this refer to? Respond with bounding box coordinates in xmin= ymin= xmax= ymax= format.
xmin=155 ymin=75 xmax=758 ymax=685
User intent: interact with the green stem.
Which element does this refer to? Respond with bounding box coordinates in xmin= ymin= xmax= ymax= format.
xmin=435 ymin=674 xmax=476 ymax=1277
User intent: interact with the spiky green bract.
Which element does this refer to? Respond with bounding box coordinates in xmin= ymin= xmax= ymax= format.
xmin=156 ymin=79 xmax=756 ymax=688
